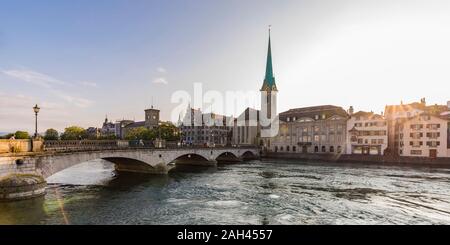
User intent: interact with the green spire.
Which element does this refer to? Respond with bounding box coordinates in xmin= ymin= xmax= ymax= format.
xmin=261 ymin=26 xmax=277 ymax=91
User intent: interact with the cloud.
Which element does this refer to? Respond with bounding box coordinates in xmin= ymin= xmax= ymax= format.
xmin=157 ymin=67 xmax=167 ymax=73
xmin=1 ymin=69 xmax=66 ymax=88
xmin=53 ymin=92 xmax=93 ymax=108
xmin=1 ymin=68 xmax=94 ymax=108
xmin=81 ymin=81 xmax=98 ymax=87
xmin=152 ymin=77 xmax=168 ymax=85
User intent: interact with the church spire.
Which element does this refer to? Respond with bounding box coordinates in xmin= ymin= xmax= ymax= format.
xmin=261 ymin=26 xmax=277 ymax=91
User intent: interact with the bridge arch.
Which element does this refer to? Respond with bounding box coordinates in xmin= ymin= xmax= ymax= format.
xmin=240 ymin=150 xmax=257 ymax=160
xmin=215 ymin=152 xmax=241 ymax=162
xmin=13 ymin=147 xmax=259 ymax=179
xmin=168 ymin=153 xmax=214 ymax=167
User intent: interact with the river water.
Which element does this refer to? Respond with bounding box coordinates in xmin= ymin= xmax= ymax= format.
xmin=1 ymin=159 xmax=450 ymax=225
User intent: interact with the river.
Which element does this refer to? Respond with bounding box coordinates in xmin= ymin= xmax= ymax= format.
xmin=1 ymin=159 xmax=450 ymax=225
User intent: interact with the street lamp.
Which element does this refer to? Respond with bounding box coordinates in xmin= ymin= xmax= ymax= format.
xmin=33 ymin=104 xmax=40 ymax=138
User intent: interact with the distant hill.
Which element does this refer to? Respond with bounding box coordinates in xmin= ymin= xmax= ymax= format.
xmin=0 ymin=132 xmax=11 ymax=136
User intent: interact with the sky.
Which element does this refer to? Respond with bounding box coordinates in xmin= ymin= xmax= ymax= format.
xmin=1 ymin=0 xmax=450 ymax=133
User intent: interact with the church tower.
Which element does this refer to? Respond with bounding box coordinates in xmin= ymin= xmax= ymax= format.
xmin=260 ymin=27 xmax=278 ymax=143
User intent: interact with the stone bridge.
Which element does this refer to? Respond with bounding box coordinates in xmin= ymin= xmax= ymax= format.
xmin=0 ymin=147 xmax=260 ymax=179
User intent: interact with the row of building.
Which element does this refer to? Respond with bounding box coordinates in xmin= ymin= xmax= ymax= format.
xmin=86 ymin=106 xmax=163 ymax=139
xmin=270 ymin=100 xmax=450 ymax=158
xmin=178 ymin=30 xmax=450 ymax=159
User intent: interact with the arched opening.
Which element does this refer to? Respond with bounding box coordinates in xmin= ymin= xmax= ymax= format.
xmin=103 ymin=157 xmax=160 ymax=174
xmin=321 ymin=146 xmax=326 ymax=153
xmin=216 ymin=152 xmax=241 ymax=163
xmin=302 ymin=145 xmax=308 ymax=153
xmin=170 ymin=154 xmax=213 ymax=167
xmin=45 ymin=156 xmax=163 ymax=181
xmin=241 ymin=151 xmax=257 ymax=160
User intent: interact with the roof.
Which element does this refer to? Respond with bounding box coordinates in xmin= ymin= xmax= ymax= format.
xmin=385 ymin=101 xmax=448 ymax=117
xmin=351 ymin=111 xmax=384 ymax=120
xmin=124 ymin=121 xmax=146 ymax=128
xmin=260 ymin=30 xmax=277 ymax=92
xmin=279 ymin=105 xmax=348 ymax=122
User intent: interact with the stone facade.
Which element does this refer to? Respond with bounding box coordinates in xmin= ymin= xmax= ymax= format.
xmin=0 ymin=139 xmax=42 ymax=154
xmin=271 ymin=105 xmax=348 ymax=154
xmin=346 ymin=111 xmax=388 ymax=155
xmin=232 ymin=108 xmax=261 ymax=146
xmin=399 ymin=113 xmax=448 ymax=158
xmin=180 ymin=107 xmax=233 ymax=147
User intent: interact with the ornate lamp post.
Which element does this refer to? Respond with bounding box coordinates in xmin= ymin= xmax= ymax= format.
xmin=33 ymin=104 xmax=40 ymax=138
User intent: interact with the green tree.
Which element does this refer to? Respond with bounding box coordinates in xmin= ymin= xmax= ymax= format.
xmin=0 ymin=133 xmax=13 ymax=139
xmin=61 ymin=126 xmax=87 ymax=140
xmin=157 ymin=123 xmax=179 ymax=141
xmin=44 ymin=128 xmax=60 ymax=140
xmin=14 ymin=131 xmax=30 ymax=139
xmin=124 ymin=127 xmax=149 ymax=140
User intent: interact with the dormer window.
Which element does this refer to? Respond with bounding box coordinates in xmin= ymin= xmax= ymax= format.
xmin=287 ymin=117 xmax=290 ymax=122
xmin=315 ymin=115 xmax=319 ymax=120
xmin=322 ymin=114 xmax=326 ymax=119
xmin=293 ymin=117 xmax=296 ymax=121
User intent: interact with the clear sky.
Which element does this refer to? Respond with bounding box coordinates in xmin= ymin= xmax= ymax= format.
xmin=1 ymin=0 xmax=450 ymax=133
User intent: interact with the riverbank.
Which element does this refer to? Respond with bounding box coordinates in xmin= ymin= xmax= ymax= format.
xmin=263 ymin=152 xmax=450 ymax=167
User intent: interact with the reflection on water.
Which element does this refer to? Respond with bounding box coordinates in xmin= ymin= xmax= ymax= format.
xmin=1 ymin=159 xmax=450 ymax=224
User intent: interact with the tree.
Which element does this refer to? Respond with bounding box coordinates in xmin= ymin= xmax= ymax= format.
xmin=157 ymin=123 xmax=179 ymax=141
xmin=124 ymin=127 xmax=150 ymax=140
xmin=61 ymin=126 xmax=87 ymax=140
xmin=44 ymin=128 xmax=59 ymax=140
xmin=14 ymin=131 xmax=30 ymax=139
xmin=0 ymin=133 xmax=14 ymax=139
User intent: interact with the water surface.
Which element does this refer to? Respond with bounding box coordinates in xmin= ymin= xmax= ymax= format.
xmin=1 ymin=159 xmax=450 ymax=225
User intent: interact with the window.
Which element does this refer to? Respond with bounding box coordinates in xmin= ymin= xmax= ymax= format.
xmin=321 ymin=114 xmax=326 ymax=119
xmin=426 ymin=141 xmax=440 ymax=147
xmin=314 ymin=135 xmax=320 ymax=142
xmin=314 ymin=146 xmax=319 ymax=153
xmin=371 ymin=139 xmax=377 ymax=144
xmin=357 ymin=139 xmax=363 ymax=144
xmin=286 ymin=146 xmax=290 ymax=152
xmin=426 ymin=124 xmax=440 ymax=130
xmin=315 ymin=115 xmax=319 ymax=120
xmin=321 ymin=146 xmax=326 ymax=152
xmin=426 ymin=132 xmax=440 ymax=138
xmin=280 ymin=146 xmax=284 ymax=151
xmin=286 ymin=117 xmax=290 ymax=122
xmin=411 ymin=150 xmax=422 ymax=155
xmin=378 ymin=139 xmax=384 ymax=144
xmin=330 ymin=146 xmax=335 ymax=152
xmin=293 ymin=146 xmax=296 ymax=152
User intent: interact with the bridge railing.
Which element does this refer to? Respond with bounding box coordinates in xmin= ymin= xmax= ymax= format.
xmin=43 ymin=140 xmax=259 ymax=153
